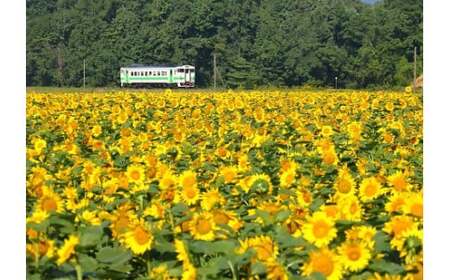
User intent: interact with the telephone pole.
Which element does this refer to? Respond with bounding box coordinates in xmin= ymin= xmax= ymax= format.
xmin=413 ymin=46 xmax=417 ymax=93
xmin=83 ymin=59 xmax=86 ymax=88
xmin=213 ymin=53 xmax=217 ymax=89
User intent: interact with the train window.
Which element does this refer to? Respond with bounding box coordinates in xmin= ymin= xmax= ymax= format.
xmin=158 ymin=71 xmax=161 ymax=76
xmin=145 ymin=71 xmax=147 ymax=76
xmin=177 ymin=69 xmax=184 ymax=73
xmin=131 ymin=72 xmax=134 ymax=76
xmin=162 ymin=71 xmax=167 ymax=76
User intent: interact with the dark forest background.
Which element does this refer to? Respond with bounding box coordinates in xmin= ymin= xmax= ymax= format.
xmin=26 ymin=0 xmax=422 ymax=88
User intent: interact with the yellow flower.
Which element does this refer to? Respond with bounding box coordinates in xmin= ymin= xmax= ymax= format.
xmin=220 ymin=166 xmax=238 ymax=183
xmin=79 ymin=210 xmax=101 ymax=225
xmin=338 ymin=241 xmax=371 ymax=272
xmin=178 ymin=171 xmax=200 ymax=206
xmin=248 ymin=174 xmax=272 ymax=194
xmin=333 ymin=169 xmax=356 ymax=196
xmin=359 ymin=177 xmax=384 ymax=202
xmin=33 ymin=138 xmax=47 ymax=155
xmin=126 ymin=164 xmax=145 ymax=185
xmin=320 ymin=125 xmax=334 ymax=137
xmin=303 ymin=211 xmax=337 ymax=247
xmin=37 ymin=187 xmax=64 ymax=214
xmin=238 ymin=235 xmax=278 ymax=262
xmin=56 ymin=235 xmax=79 ymax=266
xmin=26 ymin=209 xmax=49 ymax=224
xmin=124 ymin=220 xmax=153 ymax=255
xmin=159 ymin=172 xmax=177 ymax=190
xmin=279 ymin=169 xmax=296 ymax=188
xmin=189 ymin=212 xmax=216 ymax=241
xmin=174 ymin=239 xmax=191 ymax=265
xmin=402 ymin=192 xmax=423 ymax=218
xmin=303 ymin=248 xmax=343 ymax=280
xmin=200 ymin=188 xmax=223 ymax=211
xmin=387 ymin=171 xmax=410 ymax=192
xmin=91 ymin=125 xmax=102 ymax=137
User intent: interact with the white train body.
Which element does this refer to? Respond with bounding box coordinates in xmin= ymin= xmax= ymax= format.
xmin=120 ymin=64 xmax=195 ymax=88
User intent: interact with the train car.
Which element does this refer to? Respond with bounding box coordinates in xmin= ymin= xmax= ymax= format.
xmin=120 ymin=64 xmax=195 ymax=88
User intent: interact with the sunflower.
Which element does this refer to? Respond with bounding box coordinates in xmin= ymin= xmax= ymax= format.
xmin=338 ymin=195 xmax=363 ymax=222
xmin=333 ymin=170 xmax=356 ymax=197
xmin=159 ymin=172 xmax=177 ymax=190
xmin=387 ymin=171 xmax=410 ymax=192
xmin=126 ymin=164 xmax=146 ymax=185
xmin=322 ymin=148 xmax=339 ymax=166
xmin=179 ymin=171 xmax=200 ymax=205
xmin=302 ymin=248 xmax=343 ymax=280
xmin=383 ymin=215 xmax=416 ymax=239
xmin=320 ymin=125 xmax=334 ymax=137
xmin=338 ymin=241 xmax=371 ymax=272
xmin=33 ymin=138 xmax=47 ymax=155
xmin=385 ymin=192 xmax=408 ymax=213
xmin=359 ymin=177 xmax=384 ymax=202
xmin=124 ymin=220 xmax=153 ymax=255
xmin=220 ymin=166 xmax=238 ymax=184
xmin=238 ymin=235 xmax=279 ymax=262
xmin=26 ymin=209 xmax=49 ymax=224
xmin=56 ymin=235 xmax=79 ymax=266
xmin=303 ymin=211 xmax=337 ymax=247
xmin=189 ymin=212 xmax=216 ymax=241
xmin=279 ymin=169 xmax=296 ymax=188
xmin=402 ymin=192 xmax=423 ymax=218
xmin=36 ymin=187 xmax=64 ymax=214
xmin=174 ymin=239 xmax=190 ymax=263
xmin=248 ymin=174 xmax=272 ymax=194
xmin=200 ymin=188 xmax=224 ymax=211
xmin=91 ymin=125 xmax=102 ymax=137
xmin=266 ymin=259 xmax=289 ymax=280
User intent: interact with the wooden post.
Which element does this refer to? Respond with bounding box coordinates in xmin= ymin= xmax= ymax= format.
xmin=213 ymin=53 xmax=217 ymax=89
xmin=413 ymin=46 xmax=417 ymax=93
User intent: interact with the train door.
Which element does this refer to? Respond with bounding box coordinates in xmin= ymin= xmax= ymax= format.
xmin=185 ymin=67 xmax=191 ymax=83
xmin=169 ymin=69 xmax=173 ymax=83
xmin=125 ymin=70 xmax=129 ymax=84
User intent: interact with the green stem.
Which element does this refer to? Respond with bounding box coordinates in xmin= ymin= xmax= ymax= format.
xmin=75 ymin=263 xmax=83 ymax=280
xmin=228 ymin=260 xmax=238 ymax=280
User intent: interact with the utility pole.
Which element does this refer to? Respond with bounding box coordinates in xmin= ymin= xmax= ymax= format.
xmin=83 ymin=59 xmax=86 ymax=88
xmin=213 ymin=53 xmax=217 ymax=89
xmin=413 ymin=46 xmax=417 ymax=93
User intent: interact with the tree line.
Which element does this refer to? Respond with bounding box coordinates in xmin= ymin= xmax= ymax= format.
xmin=26 ymin=0 xmax=422 ymax=88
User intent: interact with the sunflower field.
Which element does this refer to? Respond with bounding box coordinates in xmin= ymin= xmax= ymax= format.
xmin=26 ymin=89 xmax=423 ymax=280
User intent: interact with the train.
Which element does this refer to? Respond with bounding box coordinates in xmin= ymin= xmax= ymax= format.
xmin=120 ymin=64 xmax=195 ymax=88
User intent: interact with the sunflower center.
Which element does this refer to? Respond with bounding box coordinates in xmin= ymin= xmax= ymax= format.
xmin=214 ymin=212 xmax=230 ymax=225
xmin=410 ymin=203 xmax=423 ymax=218
xmin=392 ymin=218 xmax=413 ymax=236
xmin=255 ymin=244 xmax=273 ymax=260
xmin=42 ymin=197 xmax=57 ymax=212
xmin=313 ymin=220 xmax=331 ymax=238
xmin=365 ymin=182 xmax=377 ymax=197
xmin=349 ymin=202 xmax=359 ymax=214
xmin=393 ymin=177 xmax=407 ymax=191
xmin=347 ymin=245 xmax=361 ymax=261
xmin=224 ymin=171 xmax=235 ymax=182
xmin=134 ymin=226 xmax=150 ymax=245
xmin=312 ymin=254 xmax=334 ymax=276
xmin=196 ymin=219 xmax=212 ymax=234
xmin=131 ymin=170 xmax=141 ymax=181
xmin=337 ymin=178 xmax=352 ymax=193
xmin=182 ymin=176 xmax=196 ymax=188
xmin=184 ymin=186 xmax=197 ymax=199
